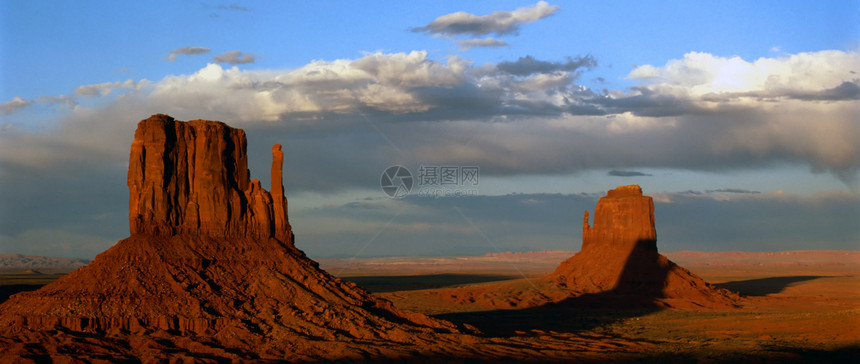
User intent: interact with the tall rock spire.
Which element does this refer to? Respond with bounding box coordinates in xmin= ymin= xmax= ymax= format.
xmin=271 ymin=144 xmax=290 ymax=241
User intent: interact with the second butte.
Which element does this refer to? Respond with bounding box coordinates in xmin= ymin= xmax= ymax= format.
xmin=415 ymin=185 xmax=739 ymax=310
xmin=546 ymin=185 xmax=739 ymax=308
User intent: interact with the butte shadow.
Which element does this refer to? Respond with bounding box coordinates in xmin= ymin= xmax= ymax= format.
xmin=715 ymin=275 xmax=832 ymax=297
xmin=344 ymin=273 xmax=520 ymax=293
xmin=434 ymin=185 xmax=740 ymax=336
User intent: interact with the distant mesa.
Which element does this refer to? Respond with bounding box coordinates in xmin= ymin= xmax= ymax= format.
xmin=0 ymin=254 xmax=90 ymax=272
xmin=429 ymin=185 xmax=739 ymax=310
xmin=0 ymin=114 xmax=464 ymax=361
xmin=545 ymin=185 xmax=739 ymax=308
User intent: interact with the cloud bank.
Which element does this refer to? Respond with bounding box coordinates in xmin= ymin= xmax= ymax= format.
xmin=289 ymin=190 xmax=860 ymax=258
xmin=608 ymin=170 xmax=652 ymax=177
xmin=1 ymin=49 xmax=857 ymax=256
xmin=497 ymin=55 xmax=596 ymax=76
xmin=3 ymin=50 xmax=858 ymax=186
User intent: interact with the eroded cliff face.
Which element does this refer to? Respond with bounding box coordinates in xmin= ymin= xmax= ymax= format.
xmin=548 ymin=185 xmax=738 ymax=307
xmin=127 ymin=114 xmax=291 ymax=242
xmin=0 ymin=115 xmax=463 ymax=361
xmin=582 ymin=185 xmax=656 ymax=254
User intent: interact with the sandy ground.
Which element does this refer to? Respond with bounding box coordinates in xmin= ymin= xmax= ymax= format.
xmin=331 ymin=251 xmax=860 ymax=361
xmin=2 ymin=251 xmax=858 ymax=361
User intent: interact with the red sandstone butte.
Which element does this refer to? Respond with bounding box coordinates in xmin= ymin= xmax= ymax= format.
xmin=127 ymin=114 xmax=291 ymax=241
xmin=379 ymin=185 xmax=739 ymax=311
xmin=547 ymin=185 xmax=738 ymax=307
xmin=0 ymin=115 xmax=463 ymax=361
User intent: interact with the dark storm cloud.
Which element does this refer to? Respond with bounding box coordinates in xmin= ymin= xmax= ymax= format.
xmin=789 ymin=80 xmax=860 ymax=101
xmin=608 ymin=170 xmax=652 ymax=177
xmin=698 ymin=80 xmax=860 ymax=103
xmin=596 ymin=87 xmax=705 ymax=117
xmin=291 ymin=191 xmax=860 ymax=258
xmin=291 ymin=193 xmax=595 ymax=258
xmin=497 ymin=55 xmax=596 ymax=76
xmin=0 ymin=153 xmax=128 ymax=258
xmin=411 ymin=1 xmax=559 ymax=37
xmin=706 ymin=188 xmax=760 ymax=194
xmin=7 ymin=49 xmax=856 ymax=197
xmin=2 ymin=50 xmax=857 ymax=259
xmin=655 ymin=192 xmax=860 ymax=252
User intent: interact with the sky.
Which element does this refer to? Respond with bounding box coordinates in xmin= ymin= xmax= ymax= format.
xmin=1 ymin=1 xmax=858 ymax=259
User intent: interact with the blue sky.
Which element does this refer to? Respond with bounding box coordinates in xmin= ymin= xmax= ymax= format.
xmin=3 ymin=1 xmax=856 ymax=101
xmin=1 ymin=1 xmax=858 ymax=258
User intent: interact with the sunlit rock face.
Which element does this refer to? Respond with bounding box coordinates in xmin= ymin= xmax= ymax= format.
xmin=582 ymin=184 xmax=656 ymax=254
xmin=127 ymin=114 xmax=291 ymax=242
xmin=548 ymin=185 xmax=738 ymax=307
xmin=0 ymin=115 xmax=459 ymax=360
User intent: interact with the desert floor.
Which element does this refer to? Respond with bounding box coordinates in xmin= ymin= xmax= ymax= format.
xmin=2 ymin=251 xmax=858 ymax=362
xmin=325 ymin=252 xmax=860 ymax=361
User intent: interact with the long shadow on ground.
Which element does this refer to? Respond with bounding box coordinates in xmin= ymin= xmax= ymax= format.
xmin=632 ymin=343 xmax=860 ymax=363
xmin=0 ymin=284 xmax=47 ymax=305
xmin=436 ymin=292 xmax=665 ymax=337
xmin=437 ymin=240 xmax=671 ymax=337
xmin=715 ymin=276 xmax=829 ymax=297
xmin=343 ymin=273 xmax=519 ymax=293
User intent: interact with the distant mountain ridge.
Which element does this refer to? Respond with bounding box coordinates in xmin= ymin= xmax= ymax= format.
xmin=5 ymin=250 xmax=857 ymax=274
xmin=0 ymin=254 xmax=90 ymax=271
xmin=665 ymin=250 xmax=860 ymax=268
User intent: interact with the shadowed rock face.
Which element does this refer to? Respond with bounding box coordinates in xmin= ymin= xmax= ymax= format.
xmin=582 ymin=184 xmax=656 ymax=254
xmin=548 ymin=185 xmax=738 ymax=307
xmin=128 ymin=114 xmax=291 ymax=242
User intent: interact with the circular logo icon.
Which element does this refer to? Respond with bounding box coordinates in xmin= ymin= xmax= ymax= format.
xmin=380 ymin=165 xmax=413 ymax=198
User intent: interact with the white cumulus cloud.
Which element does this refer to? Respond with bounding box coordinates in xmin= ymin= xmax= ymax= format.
xmin=627 ymin=50 xmax=860 ymax=99
xmin=3 ymin=50 xmax=857 ymax=189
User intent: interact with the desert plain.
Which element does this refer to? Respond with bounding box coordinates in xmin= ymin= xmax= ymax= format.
xmin=2 ymin=250 xmax=858 ymax=362
xmin=332 ymin=250 xmax=860 ymax=362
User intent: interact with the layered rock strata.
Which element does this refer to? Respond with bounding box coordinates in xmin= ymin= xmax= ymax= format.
xmin=0 ymin=115 xmax=463 ymax=360
xmin=547 ymin=185 xmax=738 ymax=306
xmin=127 ymin=114 xmax=291 ymax=242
